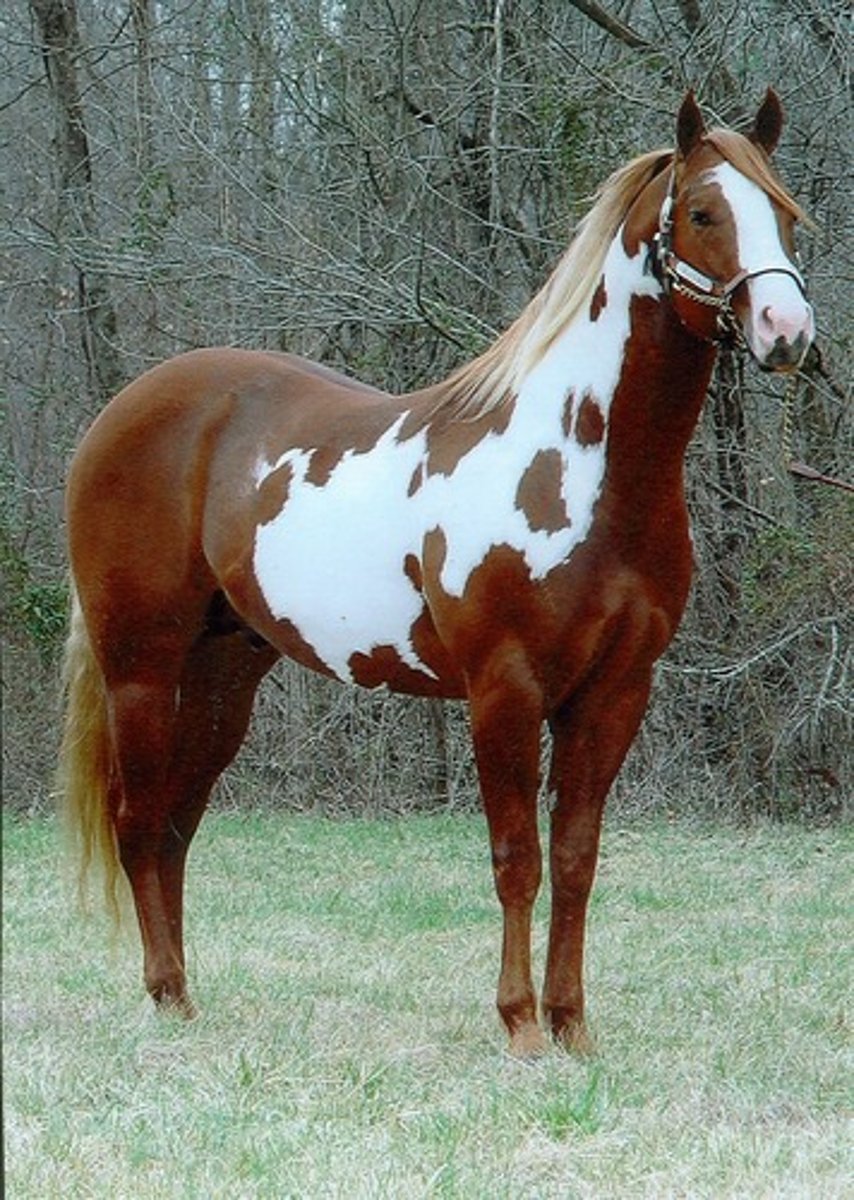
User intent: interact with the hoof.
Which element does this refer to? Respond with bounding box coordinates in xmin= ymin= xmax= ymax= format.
xmin=544 ymin=1004 xmax=596 ymax=1056
xmin=554 ymin=1021 xmax=595 ymax=1057
xmin=507 ymin=1022 xmax=549 ymax=1060
xmin=150 ymin=986 xmax=197 ymax=1020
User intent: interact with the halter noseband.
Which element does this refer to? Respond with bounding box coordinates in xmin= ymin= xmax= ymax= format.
xmin=649 ymin=172 xmax=808 ymax=348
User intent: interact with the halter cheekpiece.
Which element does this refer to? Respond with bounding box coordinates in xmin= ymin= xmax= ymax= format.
xmin=648 ymin=170 xmax=808 ymax=348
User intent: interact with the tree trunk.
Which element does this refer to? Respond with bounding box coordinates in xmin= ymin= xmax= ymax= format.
xmin=30 ymin=0 xmax=123 ymax=403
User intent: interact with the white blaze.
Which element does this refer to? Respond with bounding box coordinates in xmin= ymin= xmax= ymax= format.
xmin=710 ymin=162 xmax=813 ymax=363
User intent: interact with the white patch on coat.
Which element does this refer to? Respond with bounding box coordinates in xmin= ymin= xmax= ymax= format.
xmin=253 ymin=235 xmax=660 ymax=684
xmin=254 ymin=417 xmax=431 ymax=681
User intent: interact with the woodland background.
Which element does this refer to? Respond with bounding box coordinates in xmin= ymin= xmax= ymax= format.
xmin=1 ymin=1 xmax=851 ymax=820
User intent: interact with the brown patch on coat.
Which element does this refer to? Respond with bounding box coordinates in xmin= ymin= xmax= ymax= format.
xmin=515 ymin=449 xmax=570 ymax=534
xmin=589 ymin=276 xmax=608 ymax=322
xmin=425 ymin=400 xmax=515 ymax=477
xmin=423 ymin=526 xmax=449 ymax=583
xmin=347 ymin=640 xmax=462 ymax=697
xmin=575 ymin=393 xmax=606 ymax=447
xmin=306 ymin=445 xmax=344 ymax=487
xmin=408 ymin=462 xmax=424 ymax=497
xmin=404 ymin=553 xmax=423 ymax=593
xmin=562 ymin=391 xmax=576 ymax=438
xmin=349 ymin=644 xmax=418 ymax=690
xmin=256 ymin=462 xmax=293 ymax=525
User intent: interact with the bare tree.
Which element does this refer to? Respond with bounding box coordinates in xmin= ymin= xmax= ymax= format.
xmin=29 ymin=0 xmax=123 ymax=403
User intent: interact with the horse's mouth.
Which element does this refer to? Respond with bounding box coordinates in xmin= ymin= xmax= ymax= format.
xmin=756 ymin=332 xmax=811 ymax=374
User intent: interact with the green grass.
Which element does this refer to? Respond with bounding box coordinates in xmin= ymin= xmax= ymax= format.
xmin=4 ymin=812 xmax=851 ymax=1198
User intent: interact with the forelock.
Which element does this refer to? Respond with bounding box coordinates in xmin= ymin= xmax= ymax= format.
xmin=703 ymin=129 xmax=809 ymax=225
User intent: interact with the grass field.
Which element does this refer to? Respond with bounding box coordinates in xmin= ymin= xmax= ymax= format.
xmin=4 ymin=810 xmax=851 ymax=1198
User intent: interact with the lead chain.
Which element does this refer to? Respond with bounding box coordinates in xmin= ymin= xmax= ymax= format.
xmin=781 ymin=373 xmax=798 ymax=470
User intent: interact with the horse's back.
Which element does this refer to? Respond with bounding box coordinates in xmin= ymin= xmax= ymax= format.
xmin=68 ymin=346 xmax=393 ymax=528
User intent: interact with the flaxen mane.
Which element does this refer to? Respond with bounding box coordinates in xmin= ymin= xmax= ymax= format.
xmin=433 ymin=148 xmax=672 ymax=419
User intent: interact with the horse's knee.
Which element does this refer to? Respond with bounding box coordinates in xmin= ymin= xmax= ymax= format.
xmin=491 ymin=833 xmax=542 ymax=907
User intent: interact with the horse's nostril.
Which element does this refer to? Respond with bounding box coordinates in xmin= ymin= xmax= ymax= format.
xmin=758 ymin=302 xmax=811 ymax=346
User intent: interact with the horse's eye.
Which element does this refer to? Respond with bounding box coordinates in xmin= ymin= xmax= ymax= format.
xmin=689 ymin=209 xmax=712 ymax=228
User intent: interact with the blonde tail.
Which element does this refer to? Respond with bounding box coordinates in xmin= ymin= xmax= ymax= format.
xmin=58 ymin=585 xmax=123 ymax=923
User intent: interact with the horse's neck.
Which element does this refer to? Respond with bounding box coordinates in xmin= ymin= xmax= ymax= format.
xmin=514 ymin=231 xmax=715 ymax=473
xmin=414 ymin=229 xmax=715 ymax=488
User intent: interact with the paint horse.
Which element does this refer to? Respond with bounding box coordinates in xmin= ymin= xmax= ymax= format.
xmin=61 ymin=91 xmax=813 ymax=1056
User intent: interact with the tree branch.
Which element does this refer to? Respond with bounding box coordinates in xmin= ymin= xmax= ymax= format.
xmin=566 ymin=0 xmax=650 ymax=50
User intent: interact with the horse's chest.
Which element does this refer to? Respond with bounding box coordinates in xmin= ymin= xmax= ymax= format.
xmin=422 ymin=414 xmax=610 ymax=599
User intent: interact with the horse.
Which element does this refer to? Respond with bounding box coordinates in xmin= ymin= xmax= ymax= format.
xmin=60 ymin=90 xmax=813 ymax=1057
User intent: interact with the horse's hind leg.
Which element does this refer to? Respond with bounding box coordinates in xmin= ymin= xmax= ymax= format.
xmin=155 ymin=627 xmax=278 ymax=1008
xmin=106 ymin=647 xmax=193 ymax=1012
xmin=107 ymin=617 xmax=276 ymax=1014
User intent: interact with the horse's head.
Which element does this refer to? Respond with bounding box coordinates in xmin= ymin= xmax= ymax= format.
xmin=653 ymin=89 xmax=814 ymax=372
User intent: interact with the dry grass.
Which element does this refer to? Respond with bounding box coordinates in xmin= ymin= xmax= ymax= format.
xmin=4 ymin=811 xmax=851 ymax=1198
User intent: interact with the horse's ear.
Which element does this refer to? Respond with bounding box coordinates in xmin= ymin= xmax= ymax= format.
xmin=750 ymin=87 xmax=783 ymax=156
xmin=676 ymin=91 xmax=705 ymax=159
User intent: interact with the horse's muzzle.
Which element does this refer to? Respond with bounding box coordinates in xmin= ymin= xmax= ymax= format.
xmin=758 ymin=330 xmax=811 ymax=373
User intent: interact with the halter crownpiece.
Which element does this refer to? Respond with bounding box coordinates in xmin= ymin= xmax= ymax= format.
xmin=649 ymin=170 xmax=809 ymax=350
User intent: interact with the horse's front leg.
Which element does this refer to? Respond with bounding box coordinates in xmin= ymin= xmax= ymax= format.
xmin=543 ymin=671 xmax=653 ymax=1054
xmin=469 ymin=651 xmax=546 ymax=1058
